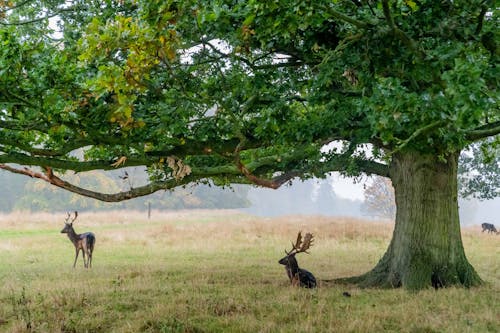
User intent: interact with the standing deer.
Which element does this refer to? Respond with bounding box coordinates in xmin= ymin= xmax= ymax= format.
xmin=61 ymin=211 xmax=95 ymax=268
xmin=481 ymin=223 xmax=498 ymax=234
xmin=278 ymin=232 xmax=317 ymax=288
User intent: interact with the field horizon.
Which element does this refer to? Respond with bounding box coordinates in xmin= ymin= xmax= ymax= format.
xmin=0 ymin=210 xmax=498 ymax=332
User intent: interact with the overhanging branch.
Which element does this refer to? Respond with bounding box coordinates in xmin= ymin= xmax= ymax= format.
xmin=0 ymin=138 xmax=392 ymax=200
xmin=0 ymin=164 xmax=195 ymax=202
xmin=466 ymin=121 xmax=500 ymax=141
xmin=320 ymin=156 xmax=390 ymax=178
xmin=0 ymin=152 xmax=153 ymax=171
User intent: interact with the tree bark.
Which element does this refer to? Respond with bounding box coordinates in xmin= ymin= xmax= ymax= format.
xmin=342 ymin=150 xmax=482 ymax=290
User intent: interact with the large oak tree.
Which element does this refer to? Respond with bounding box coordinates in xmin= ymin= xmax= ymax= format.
xmin=0 ymin=1 xmax=498 ymax=289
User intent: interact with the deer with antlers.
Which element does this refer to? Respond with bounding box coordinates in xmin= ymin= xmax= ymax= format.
xmin=279 ymin=232 xmax=317 ymax=288
xmin=60 ymin=211 xmax=95 ymax=268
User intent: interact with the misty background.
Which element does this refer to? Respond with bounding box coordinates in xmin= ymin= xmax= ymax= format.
xmin=0 ymin=168 xmax=497 ymax=226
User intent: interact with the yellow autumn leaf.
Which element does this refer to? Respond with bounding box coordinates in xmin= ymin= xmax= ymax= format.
xmin=405 ymin=0 xmax=418 ymax=11
xmin=111 ymin=156 xmax=127 ymax=168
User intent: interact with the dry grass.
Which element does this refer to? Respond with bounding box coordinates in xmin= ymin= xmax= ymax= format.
xmin=0 ymin=210 xmax=498 ymax=333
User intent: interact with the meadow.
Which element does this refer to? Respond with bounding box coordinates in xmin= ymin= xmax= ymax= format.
xmin=0 ymin=210 xmax=498 ymax=333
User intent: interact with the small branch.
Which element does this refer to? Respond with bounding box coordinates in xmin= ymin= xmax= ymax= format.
xmin=392 ymin=120 xmax=445 ymax=154
xmin=322 ymin=5 xmax=370 ymax=29
xmin=236 ymin=159 xmax=300 ymax=189
xmin=0 ymin=10 xmax=61 ymax=26
xmin=202 ymin=40 xmax=303 ymax=71
xmin=0 ymin=119 xmax=46 ymax=132
xmin=4 ymin=90 xmax=38 ymax=109
xmin=252 ymin=61 xmax=304 ymax=70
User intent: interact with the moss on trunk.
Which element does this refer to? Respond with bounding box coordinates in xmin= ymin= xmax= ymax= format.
xmin=340 ymin=150 xmax=482 ymax=290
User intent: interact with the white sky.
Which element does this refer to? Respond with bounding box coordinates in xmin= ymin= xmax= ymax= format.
xmin=330 ymin=174 xmax=366 ymax=200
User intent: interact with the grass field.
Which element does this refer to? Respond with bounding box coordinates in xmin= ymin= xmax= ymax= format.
xmin=0 ymin=210 xmax=498 ymax=333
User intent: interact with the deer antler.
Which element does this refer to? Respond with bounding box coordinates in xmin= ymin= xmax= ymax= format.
xmin=285 ymin=232 xmax=314 ymax=255
xmin=65 ymin=211 xmax=78 ymax=224
xmin=300 ymin=232 xmax=314 ymax=253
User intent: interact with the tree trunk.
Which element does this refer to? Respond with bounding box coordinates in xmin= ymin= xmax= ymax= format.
xmin=344 ymin=150 xmax=482 ymax=290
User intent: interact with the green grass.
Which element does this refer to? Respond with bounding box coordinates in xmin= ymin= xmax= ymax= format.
xmin=0 ymin=210 xmax=498 ymax=332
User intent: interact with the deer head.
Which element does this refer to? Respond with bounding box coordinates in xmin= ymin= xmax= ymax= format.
xmin=61 ymin=211 xmax=78 ymax=233
xmin=278 ymin=232 xmax=314 ymax=265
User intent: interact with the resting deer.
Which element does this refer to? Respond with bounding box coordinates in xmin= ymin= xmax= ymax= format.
xmin=481 ymin=223 xmax=498 ymax=234
xmin=279 ymin=232 xmax=317 ymax=288
xmin=61 ymin=211 xmax=95 ymax=268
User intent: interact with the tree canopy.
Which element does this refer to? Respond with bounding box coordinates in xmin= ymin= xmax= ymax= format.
xmin=0 ymin=0 xmax=498 ymax=199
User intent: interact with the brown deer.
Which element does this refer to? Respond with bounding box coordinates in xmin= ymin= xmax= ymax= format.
xmin=278 ymin=232 xmax=317 ymax=288
xmin=60 ymin=211 xmax=95 ymax=268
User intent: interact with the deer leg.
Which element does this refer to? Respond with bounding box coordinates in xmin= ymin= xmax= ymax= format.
xmin=73 ymin=249 xmax=80 ymax=268
xmin=82 ymin=248 xmax=87 ymax=268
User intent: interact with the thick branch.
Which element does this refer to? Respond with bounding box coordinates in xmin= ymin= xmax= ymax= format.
xmin=321 ymin=156 xmax=390 ymax=178
xmin=466 ymin=121 xmax=500 ymax=141
xmin=0 ymin=164 xmax=196 ymax=202
xmin=0 ymin=135 xmax=267 ymax=169
xmin=0 ymin=152 xmax=153 ymax=171
xmin=475 ymin=5 xmax=488 ymax=34
xmin=381 ymin=0 xmax=395 ymax=28
xmin=381 ymin=0 xmax=423 ymax=58
xmin=319 ymin=141 xmax=390 ymax=177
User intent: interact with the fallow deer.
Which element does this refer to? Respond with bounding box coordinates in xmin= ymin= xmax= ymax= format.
xmin=481 ymin=223 xmax=498 ymax=234
xmin=61 ymin=211 xmax=95 ymax=268
xmin=279 ymin=232 xmax=317 ymax=288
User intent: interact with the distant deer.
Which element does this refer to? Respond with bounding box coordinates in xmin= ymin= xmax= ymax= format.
xmin=61 ymin=211 xmax=96 ymax=268
xmin=481 ymin=223 xmax=498 ymax=234
xmin=278 ymin=232 xmax=317 ymax=288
